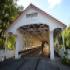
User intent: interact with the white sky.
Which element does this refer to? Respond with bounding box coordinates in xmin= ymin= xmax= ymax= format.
xmin=48 ymin=0 xmax=62 ymax=8
xmin=17 ymin=0 xmax=62 ymax=9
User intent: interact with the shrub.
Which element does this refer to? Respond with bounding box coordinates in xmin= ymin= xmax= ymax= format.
xmin=62 ymin=57 xmax=70 ymax=66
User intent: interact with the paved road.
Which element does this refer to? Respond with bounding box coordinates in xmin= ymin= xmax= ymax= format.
xmin=0 ymin=57 xmax=70 ymax=70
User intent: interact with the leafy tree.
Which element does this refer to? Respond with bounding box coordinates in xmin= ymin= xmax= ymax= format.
xmin=62 ymin=26 xmax=70 ymax=49
xmin=0 ymin=0 xmax=23 ymax=49
xmin=61 ymin=26 xmax=70 ymax=65
xmin=54 ymin=28 xmax=63 ymax=48
xmin=6 ymin=34 xmax=16 ymax=50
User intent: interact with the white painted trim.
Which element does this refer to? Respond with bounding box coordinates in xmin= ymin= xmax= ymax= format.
xmin=49 ymin=29 xmax=54 ymax=60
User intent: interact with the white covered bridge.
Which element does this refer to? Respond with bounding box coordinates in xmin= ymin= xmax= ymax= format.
xmin=5 ymin=4 xmax=66 ymax=60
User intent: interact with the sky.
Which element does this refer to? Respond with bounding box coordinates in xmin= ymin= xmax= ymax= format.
xmin=17 ymin=0 xmax=70 ymax=26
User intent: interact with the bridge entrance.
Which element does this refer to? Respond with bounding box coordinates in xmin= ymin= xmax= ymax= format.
xmin=18 ymin=24 xmax=50 ymax=57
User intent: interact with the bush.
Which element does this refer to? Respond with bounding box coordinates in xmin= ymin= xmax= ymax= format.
xmin=62 ymin=26 xmax=70 ymax=49
xmin=62 ymin=57 xmax=70 ymax=66
xmin=0 ymin=38 xmax=5 ymax=49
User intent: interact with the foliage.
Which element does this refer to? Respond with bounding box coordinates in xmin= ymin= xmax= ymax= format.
xmin=0 ymin=0 xmax=19 ymax=33
xmin=54 ymin=26 xmax=70 ymax=50
xmin=54 ymin=28 xmax=63 ymax=46
xmin=62 ymin=57 xmax=70 ymax=66
xmin=0 ymin=0 xmax=23 ymax=49
xmin=62 ymin=26 xmax=70 ymax=49
xmin=6 ymin=34 xmax=16 ymax=50
xmin=0 ymin=38 xmax=4 ymax=49
xmin=62 ymin=26 xmax=70 ymax=65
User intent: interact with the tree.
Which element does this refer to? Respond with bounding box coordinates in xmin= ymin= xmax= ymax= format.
xmin=0 ymin=0 xmax=23 ymax=49
xmin=6 ymin=34 xmax=16 ymax=50
xmin=61 ymin=26 xmax=70 ymax=65
xmin=62 ymin=26 xmax=70 ymax=49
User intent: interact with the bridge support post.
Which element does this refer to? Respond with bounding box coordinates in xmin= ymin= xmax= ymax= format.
xmin=49 ymin=29 xmax=54 ymax=60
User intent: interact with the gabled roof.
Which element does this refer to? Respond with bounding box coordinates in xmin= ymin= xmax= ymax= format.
xmin=12 ymin=4 xmax=66 ymax=27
